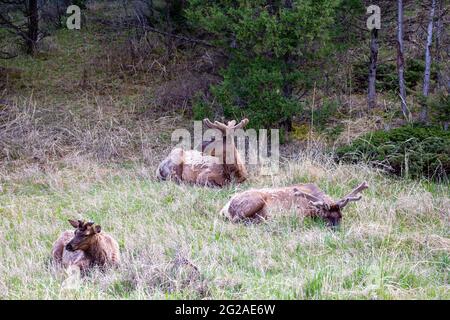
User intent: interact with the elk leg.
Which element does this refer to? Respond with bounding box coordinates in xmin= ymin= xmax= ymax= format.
xmin=157 ymin=148 xmax=184 ymax=182
xmin=254 ymin=206 xmax=269 ymax=222
xmin=229 ymin=194 xmax=268 ymax=222
xmin=170 ymin=163 xmax=183 ymax=182
xmin=196 ymin=170 xmax=211 ymax=186
xmin=157 ymin=159 xmax=182 ymax=182
xmin=196 ymin=170 xmax=223 ymax=187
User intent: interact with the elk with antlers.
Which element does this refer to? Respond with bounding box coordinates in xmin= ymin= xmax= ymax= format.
xmin=157 ymin=118 xmax=249 ymax=187
xmin=52 ymin=220 xmax=121 ymax=272
xmin=220 ymin=182 xmax=369 ymax=227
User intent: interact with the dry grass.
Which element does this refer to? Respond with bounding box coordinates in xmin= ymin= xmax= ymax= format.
xmin=0 ymin=96 xmax=185 ymax=166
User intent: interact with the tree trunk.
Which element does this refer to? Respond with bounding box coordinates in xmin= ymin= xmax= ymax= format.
xmin=397 ymin=0 xmax=409 ymax=120
xmin=420 ymin=0 xmax=436 ymax=123
xmin=435 ymin=0 xmax=446 ymax=91
xmin=26 ymin=0 xmax=39 ymax=55
xmin=368 ymin=28 xmax=378 ymax=109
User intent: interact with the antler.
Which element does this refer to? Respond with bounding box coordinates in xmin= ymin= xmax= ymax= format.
xmin=336 ymin=181 xmax=369 ymax=209
xmin=233 ymin=118 xmax=249 ymax=130
xmin=203 ymin=118 xmax=226 ymax=131
xmin=203 ymin=118 xmax=249 ymax=131
xmin=293 ymin=188 xmax=330 ymax=210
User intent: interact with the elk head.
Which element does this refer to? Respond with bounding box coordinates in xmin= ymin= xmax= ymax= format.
xmin=65 ymin=219 xmax=101 ymax=252
xmin=294 ymin=182 xmax=369 ymax=228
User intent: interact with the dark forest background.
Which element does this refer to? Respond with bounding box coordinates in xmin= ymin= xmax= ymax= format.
xmin=1 ymin=0 xmax=449 ymax=180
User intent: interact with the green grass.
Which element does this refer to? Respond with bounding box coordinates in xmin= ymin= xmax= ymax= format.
xmin=0 ymin=158 xmax=448 ymax=299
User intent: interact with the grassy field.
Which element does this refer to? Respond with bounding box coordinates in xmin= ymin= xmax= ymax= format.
xmin=0 ymin=2 xmax=448 ymax=300
xmin=0 ymin=155 xmax=448 ymax=299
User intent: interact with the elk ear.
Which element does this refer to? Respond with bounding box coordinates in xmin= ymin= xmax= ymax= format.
xmin=93 ymin=225 xmax=101 ymax=233
xmin=68 ymin=219 xmax=79 ymax=228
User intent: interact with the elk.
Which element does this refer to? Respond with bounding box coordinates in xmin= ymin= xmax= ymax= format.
xmin=52 ymin=220 xmax=120 ymax=272
xmin=220 ymin=181 xmax=368 ymax=227
xmin=157 ymin=118 xmax=249 ymax=187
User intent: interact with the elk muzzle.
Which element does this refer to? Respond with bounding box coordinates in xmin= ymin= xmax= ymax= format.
xmin=327 ymin=216 xmax=341 ymax=229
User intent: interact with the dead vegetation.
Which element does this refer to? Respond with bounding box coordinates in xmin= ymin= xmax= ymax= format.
xmin=0 ymin=96 xmax=185 ymax=166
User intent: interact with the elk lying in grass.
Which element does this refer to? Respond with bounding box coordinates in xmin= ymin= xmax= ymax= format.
xmin=52 ymin=220 xmax=120 ymax=272
xmin=157 ymin=118 xmax=249 ymax=187
xmin=220 ymin=181 xmax=368 ymax=227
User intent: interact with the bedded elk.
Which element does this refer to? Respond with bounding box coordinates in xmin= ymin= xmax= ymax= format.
xmin=157 ymin=118 xmax=249 ymax=187
xmin=220 ymin=181 xmax=368 ymax=227
xmin=52 ymin=220 xmax=120 ymax=272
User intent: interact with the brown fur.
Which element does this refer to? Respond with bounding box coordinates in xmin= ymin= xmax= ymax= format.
xmin=220 ymin=182 xmax=368 ymax=227
xmin=52 ymin=230 xmax=91 ymax=271
xmin=157 ymin=118 xmax=249 ymax=187
xmin=52 ymin=220 xmax=120 ymax=271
